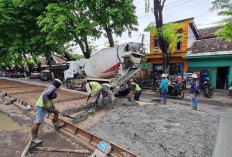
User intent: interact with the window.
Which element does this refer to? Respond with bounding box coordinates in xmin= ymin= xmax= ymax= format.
xmin=154 ymin=40 xmax=158 ymax=53
xmin=154 ymin=40 xmax=158 ymax=48
xmin=176 ymin=41 xmax=181 ymax=51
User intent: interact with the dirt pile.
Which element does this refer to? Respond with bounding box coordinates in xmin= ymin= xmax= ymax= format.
xmin=88 ymin=104 xmax=219 ymax=157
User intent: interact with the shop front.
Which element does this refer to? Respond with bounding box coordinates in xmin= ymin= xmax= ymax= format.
xmin=183 ymin=52 xmax=232 ymax=89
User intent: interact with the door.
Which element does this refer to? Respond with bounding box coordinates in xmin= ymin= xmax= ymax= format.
xmin=217 ymin=67 xmax=229 ymax=89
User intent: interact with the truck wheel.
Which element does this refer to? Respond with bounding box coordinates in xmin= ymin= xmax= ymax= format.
xmin=66 ymin=80 xmax=74 ymax=90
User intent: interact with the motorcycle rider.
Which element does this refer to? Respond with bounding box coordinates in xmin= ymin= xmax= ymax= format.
xmin=203 ymin=78 xmax=212 ymax=94
xmin=176 ymin=73 xmax=182 ymax=84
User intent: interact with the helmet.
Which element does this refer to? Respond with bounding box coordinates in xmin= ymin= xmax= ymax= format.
xmin=177 ymin=73 xmax=180 ymax=75
xmin=52 ymin=79 xmax=62 ymax=88
xmin=191 ymin=74 xmax=198 ymax=79
xmin=205 ymin=77 xmax=210 ymax=81
xmin=161 ymin=74 xmax=167 ymax=78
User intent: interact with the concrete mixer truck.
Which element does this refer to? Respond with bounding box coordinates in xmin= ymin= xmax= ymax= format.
xmin=64 ymin=42 xmax=144 ymax=94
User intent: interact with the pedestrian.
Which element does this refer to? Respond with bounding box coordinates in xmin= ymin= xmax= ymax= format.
xmin=159 ymin=74 xmax=168 ymax=105
xmin=127 ymin=81 xmax=142 ymax=101
xmin=190 ymin=74 xmax=199 ymax=110
xmin=31 ymin=79 xmax=64 ymax=142
xmin=101 ymin=83 xmax=115 ymax=108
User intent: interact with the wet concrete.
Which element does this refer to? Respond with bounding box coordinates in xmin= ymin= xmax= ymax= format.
xmin=89 ymin=104 xmax=219 ymax=157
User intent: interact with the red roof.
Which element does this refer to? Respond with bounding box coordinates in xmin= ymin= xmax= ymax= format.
xmin=52 ymin=55 xmax=67 ymax=64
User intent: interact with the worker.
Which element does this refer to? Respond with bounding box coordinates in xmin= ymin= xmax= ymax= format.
xmin=176 ymin=73 xmax=182 ymax=84
xmin=127 ymin=81 xmax=142 ymax=101
xmin=159 ymin=74 xmax=168 ymax=105
xmin=101 ymin=83 xmax=115 ymax=108
xmin=82 ymin=81 xmax=103 ymax=113
xmin=31 ymin=79 xmax=64 ymax=142
xmin=190 ymin=74 xmax=199 ymax=110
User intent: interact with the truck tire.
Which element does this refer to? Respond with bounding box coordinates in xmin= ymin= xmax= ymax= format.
xmin=66 ymin=80 xmax=74 ymax=90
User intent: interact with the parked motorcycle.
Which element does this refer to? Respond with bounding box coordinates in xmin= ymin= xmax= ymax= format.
xmin=203 ymin=79 xmax=213 ymax=98
xmin=160 ymin=82 xmax=184 ymax=99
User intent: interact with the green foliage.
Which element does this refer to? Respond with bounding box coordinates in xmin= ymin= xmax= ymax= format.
xmin=145 ymin=23 xmax=184 ymax=53
xmin=84 ymin=0 xmax=138 ymax=45
xmin=0 ymin=0 xmax=63 ymax=69
xmin=0 ymin=0 xmax=138 ymax=69
xmin=64 ymin=52 xmax=84 ymax=61
xmin=212 ymin=0 xmax=232 ymax=41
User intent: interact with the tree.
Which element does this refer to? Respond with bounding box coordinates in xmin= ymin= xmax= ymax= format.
xmin=37 ymin=1 xmax=101 ymax=59
xmin=146 ymin=22 xmax=184 ymax=56
xmin=145 ymin=0 xmax=183 ymax=72
xmin=86 ymin=0 xmax=138 ymax=47
xmin=0 ymin=0 xmax=64 ymax=74
xmin=212 ymin=0 xmax=232 ymax=41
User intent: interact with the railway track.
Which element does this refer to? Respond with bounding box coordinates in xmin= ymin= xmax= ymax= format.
xmin=0 ymin=79 xmax=138 ymax=157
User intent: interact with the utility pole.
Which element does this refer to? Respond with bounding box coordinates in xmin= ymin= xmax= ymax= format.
xmin=141 ymin=34 xmax=145 ymax=45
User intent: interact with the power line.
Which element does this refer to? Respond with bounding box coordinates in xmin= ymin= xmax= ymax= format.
xmin=135 ymin=0 xmax=195 ymax=16
xmin=165 ymin=0 xmax=195 ymax=10
xmin=137 ymin=0 xmax=196 ymax=18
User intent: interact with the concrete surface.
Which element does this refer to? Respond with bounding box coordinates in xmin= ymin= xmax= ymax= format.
xmin=89 ymin=104 xmax=219 ymax=157
xmin=213 ymin=113 xmax=232 ymax=157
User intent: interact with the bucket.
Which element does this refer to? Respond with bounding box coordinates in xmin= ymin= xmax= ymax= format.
xmin=98 ymin=141 xmax=112 ymax=154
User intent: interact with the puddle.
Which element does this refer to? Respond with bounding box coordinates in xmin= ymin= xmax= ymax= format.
xmin=0 ymin=113 xmax=30 ymax=132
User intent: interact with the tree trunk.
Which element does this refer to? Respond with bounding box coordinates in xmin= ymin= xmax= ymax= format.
xmin=78 ymin=38 xmax=91 ymax=59
xmin=22 ymin=54 xmax=29 ymax=77
xmin=37 ymin=62 xmax=41 ymax=73
xmin=105 ymin=26 xmax=114 ymax=47
xmin=153 ymin=0 xmax=168 ymax=73
xmin=83 ymin=36 xmax=91 ymax=58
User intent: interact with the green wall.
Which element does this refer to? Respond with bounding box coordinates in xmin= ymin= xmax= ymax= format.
xmin=184 ymin=55 xmax=232 ymax=89
xmin=188 ymin=67 xmax=217 ymax=88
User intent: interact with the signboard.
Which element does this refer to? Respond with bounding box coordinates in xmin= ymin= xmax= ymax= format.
xmin=141 ymin=63 xmax=150 ymax=70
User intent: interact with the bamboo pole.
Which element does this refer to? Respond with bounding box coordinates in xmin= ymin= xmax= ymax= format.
xmin=21 ymin=138 xmax=32 ymax=157
xmin=35 ymin=147 xmax=90 ymax=154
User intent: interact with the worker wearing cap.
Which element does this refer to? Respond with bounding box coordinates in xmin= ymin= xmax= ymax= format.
xmin=102 ymin=83 xmax=115 ymax=108
xmin=190 ymin=74 xmax=199 ymax=110
xmin=31 ymin=79 xmax=64 ymax=142
xmin=127 ymin=81 xmax=142 ymax=101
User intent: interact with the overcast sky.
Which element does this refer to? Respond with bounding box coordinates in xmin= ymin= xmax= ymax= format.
xmin=73 ymin=0 xmax=223 ymax=54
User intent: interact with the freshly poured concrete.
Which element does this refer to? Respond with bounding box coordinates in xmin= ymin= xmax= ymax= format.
xmin=89 ymin=104 xmax=219 ymax=157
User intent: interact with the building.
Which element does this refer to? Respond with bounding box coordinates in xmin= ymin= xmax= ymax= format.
xmin=147 ymin=17 xmax=199 ymax=77
xmin=183 ymin=26 xmax=232 ymax=89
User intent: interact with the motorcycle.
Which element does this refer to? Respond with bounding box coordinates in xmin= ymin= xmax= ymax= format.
xmin=203 ymin=81 xmax=213 ymax=98
xmin=160 ymin=82 xmax=184 ymax=99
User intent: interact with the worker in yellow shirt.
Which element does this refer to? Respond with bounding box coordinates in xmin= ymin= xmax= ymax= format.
xmin=127 ymin=81 xmax=142 ymax=101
